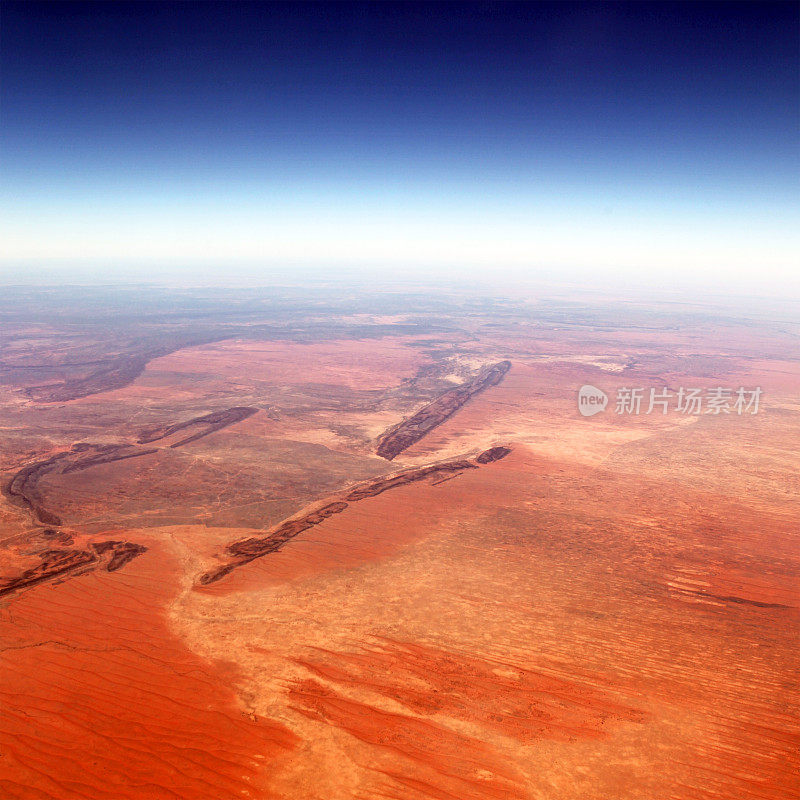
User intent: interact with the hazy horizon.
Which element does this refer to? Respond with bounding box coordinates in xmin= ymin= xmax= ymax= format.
xmin=1 ymin=2 xmax=798 ymax=297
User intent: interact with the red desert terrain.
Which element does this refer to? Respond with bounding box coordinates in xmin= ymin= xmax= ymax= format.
xmin=0 ymin=286 xmax=798 ymax=800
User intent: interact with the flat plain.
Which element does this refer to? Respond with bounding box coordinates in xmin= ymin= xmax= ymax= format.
xmin=0 ymin=285 xmax=798 ymax=800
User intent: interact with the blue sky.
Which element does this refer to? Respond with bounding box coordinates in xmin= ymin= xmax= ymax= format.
xmin=1 ymin=2 xmax=798 ymax=292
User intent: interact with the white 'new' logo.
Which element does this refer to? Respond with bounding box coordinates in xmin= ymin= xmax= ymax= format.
xmin=578 ymin=385 xmax=608 ymax=416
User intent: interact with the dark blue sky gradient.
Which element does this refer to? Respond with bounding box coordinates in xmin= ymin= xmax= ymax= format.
xmin=1 ymin=1 xmax=798 ymax=284
xmin=4 ymin=2 xmax=798 ymax=181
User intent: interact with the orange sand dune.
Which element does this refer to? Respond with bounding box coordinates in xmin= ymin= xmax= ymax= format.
xmin=2 ymin=306 xmax=799 ymax=800
xmin=175 ymin=444 xmax=799 ymax=800
xmin=0 ymin=537 xmax=297 ymax=800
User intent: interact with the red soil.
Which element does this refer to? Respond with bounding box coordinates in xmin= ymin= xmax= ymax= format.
xmin=145 ymin=338 xmax=433 ymax=392
xmin=289 ymin=677 xmax=526 ymax=800
xmin=3 ymin=316 xmax=799 ymax=800
xmin=293 ymin=637 xmax=644 ymax=745
xmin=193 ymin=444 xmax=799 ymax=799
xmin=0 ymin=536 xmax=297 ymax=800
